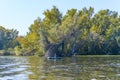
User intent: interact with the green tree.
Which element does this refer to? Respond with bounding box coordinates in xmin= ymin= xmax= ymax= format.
xmin=20 ymin=6 xmax=120 ymax=56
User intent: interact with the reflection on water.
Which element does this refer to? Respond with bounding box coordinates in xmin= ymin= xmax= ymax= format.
xmin=0 ymin=55 xmax=120 ymax=80
xmin=0 ymin=56 xmax=31 ymax=80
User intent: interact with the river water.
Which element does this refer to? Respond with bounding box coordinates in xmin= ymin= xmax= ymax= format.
xmin=0 ymin=55 xmax=120 ymax=80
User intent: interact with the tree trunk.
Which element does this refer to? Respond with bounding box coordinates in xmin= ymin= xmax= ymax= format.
xmin=45 ymin=42 xmax=64 ymax=58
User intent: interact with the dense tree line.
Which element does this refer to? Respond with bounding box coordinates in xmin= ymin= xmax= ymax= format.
xmin=0 ymin=26 xmax=19 ymax=55
xmin=1 ymin=6 xmax=120 ymax=56
xmin=17 ymin=6 xmax=120 ymax=56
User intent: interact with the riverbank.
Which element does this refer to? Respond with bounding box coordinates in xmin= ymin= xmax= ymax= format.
xmin=0 ymin=50 xmax=15 ymax=56
xmin=0 ymin=49 xmax=43 ymax=56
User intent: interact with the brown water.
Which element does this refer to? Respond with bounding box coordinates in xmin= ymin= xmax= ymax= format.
xmin=0 ymin=55 xmax=120 ymax=80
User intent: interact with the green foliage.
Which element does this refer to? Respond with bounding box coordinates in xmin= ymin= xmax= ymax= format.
xmin=0 ymin=26 xmax=19 ymax=51
xmin=8 ymin=6 xmax=120 ymax=56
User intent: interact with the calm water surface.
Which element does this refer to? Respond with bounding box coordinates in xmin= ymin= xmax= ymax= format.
xmin=0 ymin=55 xmax=120 ymax=80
